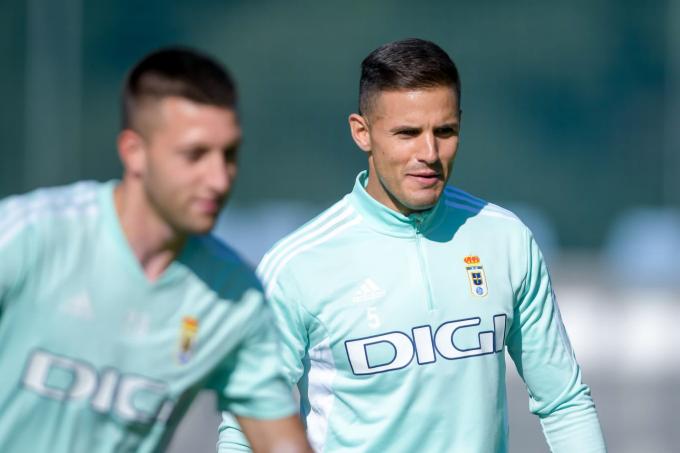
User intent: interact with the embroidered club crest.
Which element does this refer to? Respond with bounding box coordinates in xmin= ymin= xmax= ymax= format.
xmin=178 ymin=316 xmax=199 ymax=364
xmin=464 ymin=255 xmax=488 ymax=297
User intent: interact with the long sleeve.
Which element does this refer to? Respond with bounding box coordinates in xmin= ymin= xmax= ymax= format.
xmin=506 ymin=228 xmax=607 ymax=452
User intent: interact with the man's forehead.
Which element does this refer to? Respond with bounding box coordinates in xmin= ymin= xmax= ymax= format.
xmin=368 ymin=87 xmax=460 ymax=123
xmin=135 ymin=96 xmax=238 ymax=135
xmin=157 ymin=96 xmax=237 ymax=119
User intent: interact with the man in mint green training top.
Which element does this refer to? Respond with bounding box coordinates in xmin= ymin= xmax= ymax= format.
xmin=218 ymin=39 xmax=606 ymax=452
xmin=0 ymin=47 xmax=311 ymax=453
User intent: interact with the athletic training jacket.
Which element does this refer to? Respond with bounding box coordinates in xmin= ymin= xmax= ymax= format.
xmin=218 ymin=170 xmax=606 ymax=452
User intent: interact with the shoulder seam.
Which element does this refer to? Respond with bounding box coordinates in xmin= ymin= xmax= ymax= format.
xmin=258 ymin=199 xmax=352 ymax=279
xmin=0 ymin=182 xmax=100 ymax=230
xmin=260 ymin=210 xmax=362 ymax=297
xmin=0 ymin=191 xmax=99 ymax=248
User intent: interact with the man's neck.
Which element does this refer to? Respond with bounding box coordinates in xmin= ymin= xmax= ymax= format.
xmin=114 ymin=181 xmax=186 ymax=282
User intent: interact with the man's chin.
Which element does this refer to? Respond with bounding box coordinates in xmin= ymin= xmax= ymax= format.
xmin=406 ymin=190 xmax=443 ymax=211
xmin=400 ymin=199 xmax=435 ymax=215
xmin=179 ymin=216 xmax=218 ymax=236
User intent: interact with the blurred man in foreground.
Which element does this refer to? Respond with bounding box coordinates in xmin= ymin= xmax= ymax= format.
xmin=0 ymin=47 xmax=310 ymax=453
xmin=219 ymin=38 xmax=606 ymax=452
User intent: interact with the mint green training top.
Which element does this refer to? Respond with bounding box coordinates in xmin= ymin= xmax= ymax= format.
xmin=0 ymin=181 xmax=296 ymax=453
xmin=219 ymin=170 xmax=606 ymax=452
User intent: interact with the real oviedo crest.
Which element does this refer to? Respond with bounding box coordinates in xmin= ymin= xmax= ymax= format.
xmin=464 ymin=255 xmax=488 ymax=297
xmin=178 ymin=316 xmax=199 ymax=364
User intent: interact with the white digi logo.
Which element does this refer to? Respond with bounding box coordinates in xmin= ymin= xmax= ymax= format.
xmin=22 ymin=350 xmax=174 ymax=423
xmin=345 ymin=314 xmax=507 ymax=375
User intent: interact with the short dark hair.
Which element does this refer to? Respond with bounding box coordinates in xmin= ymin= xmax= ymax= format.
xmin=359 ymin=38 xmax=461 ymax=116
xmin=122 ymin=46 xmax=237 ymax=132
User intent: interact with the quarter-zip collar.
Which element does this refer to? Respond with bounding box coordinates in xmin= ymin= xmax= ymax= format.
xmin=348 ymin=170 xmax=445 ymax=238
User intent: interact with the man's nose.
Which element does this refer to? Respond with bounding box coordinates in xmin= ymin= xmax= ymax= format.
xmin=206 ymin=153 xmax=233 ymax=195
xmin=417 ymin=132 xmax=438 ymax=163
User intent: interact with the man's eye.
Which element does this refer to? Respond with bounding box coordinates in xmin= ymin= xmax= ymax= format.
xmin=223 ymin=146 xmax=238 ymax=162
xmin=396 ymin=129 xmax=419 ymax=137
xmin=183 ymin=149 xmax=206 ymax=162
xmin=435 ymin=127 xmax=458 ymax=138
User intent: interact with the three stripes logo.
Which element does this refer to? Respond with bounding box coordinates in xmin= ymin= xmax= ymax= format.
xmin=256 ymin=198 xmax=363 ymax=298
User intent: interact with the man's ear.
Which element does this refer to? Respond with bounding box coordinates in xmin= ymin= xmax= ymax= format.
xmin=117 ymin=129 xmax=147 ymax=178
xmin=348 ymin=113 xmax=372 ymax=153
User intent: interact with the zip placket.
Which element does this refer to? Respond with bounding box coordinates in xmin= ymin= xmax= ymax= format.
xmin=413 ymin=215 xmax=435 ymax=311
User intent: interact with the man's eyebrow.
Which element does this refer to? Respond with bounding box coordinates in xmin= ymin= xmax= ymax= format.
xmin=389 ymin=125 xmax=421 ymax=133
xmin=436 ymin=122 xmax=460 ymax=129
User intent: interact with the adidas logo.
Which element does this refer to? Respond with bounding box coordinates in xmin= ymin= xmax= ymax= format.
xmin=352 ymin=278 xmax=386 ymax=303
xmin=59 ymin=291 xmax=94 ymax=320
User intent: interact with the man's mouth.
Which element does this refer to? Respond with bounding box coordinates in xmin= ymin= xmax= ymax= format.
xmin=407 ymin=171 xmax=441 ymax=185
xmin=194 ymin=198 xmax=222 ymax=214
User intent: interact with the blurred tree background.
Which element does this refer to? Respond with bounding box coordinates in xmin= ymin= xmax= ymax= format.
xmin=1 ymin=0 xmax=674 ymax=250
xmin=3 ymin=2 xmax=679 ymax=452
